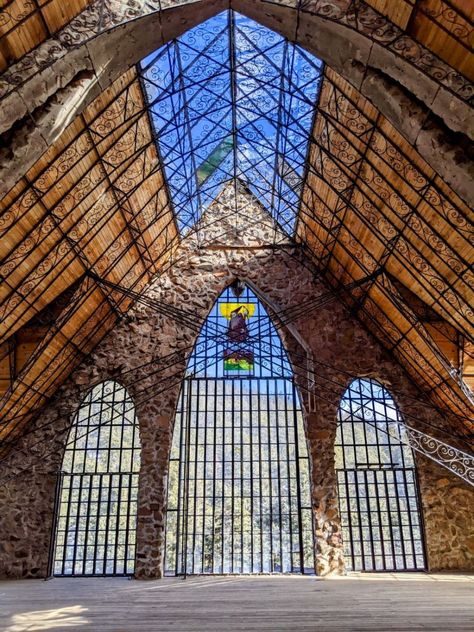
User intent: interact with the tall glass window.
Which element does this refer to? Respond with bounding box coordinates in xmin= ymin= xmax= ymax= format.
xmin=165 ymin=283 xmax=314 ymax=575
xmin=335 ymin=378 xmax=425 ymax=571
xmin=53 ymin=381 xmax=141 ymax=576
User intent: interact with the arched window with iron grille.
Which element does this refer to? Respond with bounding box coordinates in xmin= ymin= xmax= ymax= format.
xmin=335 ymin=378 xmax=426 ymax=571
xmin=52 ymin=380 xmax=141 ymax=576
xmin=165 ymin=283 xmax=314 ymax=575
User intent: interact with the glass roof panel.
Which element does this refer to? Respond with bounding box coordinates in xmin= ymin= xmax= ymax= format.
xmin=140 ymin=10 xmax=323 ymax=235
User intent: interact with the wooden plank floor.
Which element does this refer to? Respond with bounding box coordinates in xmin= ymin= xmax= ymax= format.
xmin=0 ymin=574 xmax=473 ymax=631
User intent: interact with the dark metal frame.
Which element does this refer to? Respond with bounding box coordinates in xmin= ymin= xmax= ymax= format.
xmin=52 ymin=380 xmax=141 ymax=577
xmin=138 ymin=9 xmax=324 ymax=234
xmin=335 ymin=377 xmax=426 ymax=572
xmin=164 ymin=284 xmax=315 ymax=575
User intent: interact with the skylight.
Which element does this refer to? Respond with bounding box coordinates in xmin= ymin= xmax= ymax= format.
xmin=140 ymin=10 xmax=324 ymax=235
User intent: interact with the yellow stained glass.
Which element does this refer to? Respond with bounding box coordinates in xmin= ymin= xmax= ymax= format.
xmin=219 ymin=303 xmax=256 ymax=320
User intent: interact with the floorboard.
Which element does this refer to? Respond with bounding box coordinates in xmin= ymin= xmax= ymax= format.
xmin=0 ymin=573 xmax=473 ymax=631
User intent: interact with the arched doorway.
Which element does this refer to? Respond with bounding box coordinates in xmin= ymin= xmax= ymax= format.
xmin=165 ymin=283 xmax=314 ymax=575
xmin=335 ymin=378 xmax=426 ymax=572
xmin=52 ymin=381 xmax=141 ymax=577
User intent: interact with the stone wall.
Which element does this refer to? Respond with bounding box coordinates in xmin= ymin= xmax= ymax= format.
xmin=0 ymin=184 xmax=472 ymax=578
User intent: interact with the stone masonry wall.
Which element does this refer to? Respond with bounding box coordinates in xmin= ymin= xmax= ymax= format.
xmin=0 ymin=184 xmax=472 ymax=578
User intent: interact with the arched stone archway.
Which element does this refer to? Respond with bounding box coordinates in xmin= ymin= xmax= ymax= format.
xmin=0 ymin=0 xmax=472 ymax=203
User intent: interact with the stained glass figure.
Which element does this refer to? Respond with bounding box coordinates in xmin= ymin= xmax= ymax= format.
xmin=226 ymin=305 xmax=250 ymax=342
xmin=140 ymin=10 xmax=324 ymax=233
xmin=223 ymin=349 xmax=254 ymax=371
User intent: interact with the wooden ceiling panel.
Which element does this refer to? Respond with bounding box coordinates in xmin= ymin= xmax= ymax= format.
xmin=364 ymin=0 xmax=415 ymax=30
xmin=39 ymin=0 xmax=91 ymax=35
xmin=0 ymin=241 xmax=84 ymax=344
xmin=0 ymin=0 xmax=93 ymax=71
xmin=0 ymin=278 xmax=116 ymax=445
xmin=408 ymin=0 xmax=473 ymax=81
xmin=299 ymin=66 xmax=474 ymax=425
xmin=365 ymin=0 xmax=473 ymax=80
xmin=0 ymin=63 xmax=177 ymax=448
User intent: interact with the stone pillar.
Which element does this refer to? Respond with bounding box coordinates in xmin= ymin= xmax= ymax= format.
xmin=416 ymin=453 xmax=474 ymax=571
xmin=0 ymin=470 xmax=58 ymax=578
xmin=306 ymin=410 xmax=344 ymax=575
xmin=135 ymin=410 xmax=173 ymax=579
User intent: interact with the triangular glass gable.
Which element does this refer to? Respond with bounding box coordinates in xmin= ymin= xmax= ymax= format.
xmin=140 ymin=10 xmax=323 ymax=235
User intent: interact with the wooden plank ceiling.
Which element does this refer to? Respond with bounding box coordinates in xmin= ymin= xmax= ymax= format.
xmin=0 ymin=0 xmax=472 ymax=452
xmin=365 ymin=0 xmax=474 ymax=81
xmin=296 ymin=66 xmax=474 ymax=424
xmin=0 ymin=66 xmax=178 ymax=450
xmin=0 ymin=0 xmax=94 ymax=71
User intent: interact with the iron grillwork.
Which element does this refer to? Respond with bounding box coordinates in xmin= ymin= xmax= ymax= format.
xmin=52 ymin=381 xmax=140 ymax=577
xmin=165 ymin=284 xmax=315 ymax=575
xmin=139 ymin=10 xmax=323 ymax=234
xmin=335 ymin=378 xmax=426 ymax=572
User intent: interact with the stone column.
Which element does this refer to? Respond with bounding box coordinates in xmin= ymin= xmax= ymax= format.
xmin=135 ymin=410 xmax=173 ymax=579
xmin=305 ymin=410 xmax=345 ymax=575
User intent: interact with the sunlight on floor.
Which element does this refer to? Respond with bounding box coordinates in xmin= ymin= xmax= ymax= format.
xmin=5 ymin=605 xmax=89 ymax=632
xmin=338 ymin=572 xmax=474 ymax=582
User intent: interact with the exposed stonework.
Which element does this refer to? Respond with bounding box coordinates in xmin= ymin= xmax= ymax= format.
xmin=0 ymin=184 xmax=472 ymax=579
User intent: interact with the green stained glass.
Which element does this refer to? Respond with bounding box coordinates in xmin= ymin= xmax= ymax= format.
xmin=224 ymin=350 xmax=254 ymax=371
xmin=196 ymin=136 xmax=234 ymax=186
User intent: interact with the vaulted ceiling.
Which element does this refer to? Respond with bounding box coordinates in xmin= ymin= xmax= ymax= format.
xmin=0 ymin=0 xmax=473 ymax=453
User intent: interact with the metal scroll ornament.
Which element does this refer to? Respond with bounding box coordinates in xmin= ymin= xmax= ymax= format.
xmin=399 ymin=425 xmax=474 ymax=487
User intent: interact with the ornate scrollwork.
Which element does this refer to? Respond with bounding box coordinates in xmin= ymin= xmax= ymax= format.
xmin=402 ymin=425 xmax=474 ymax=487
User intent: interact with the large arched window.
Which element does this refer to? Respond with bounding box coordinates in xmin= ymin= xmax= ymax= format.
xmin=53 ymin=381 xmax=141 ymax=576
xmin=165 ymin=283 xmax=314 ymax=575
xmin=335 ymin=378 xmax=425 ymax=572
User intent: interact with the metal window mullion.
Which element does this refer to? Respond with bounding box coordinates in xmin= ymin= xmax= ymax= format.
xmin=343 ymin=469 xmax=356 ymax=571
xmin=240 ymin=379 xmax=244 ymax=573
xmin=113 ymin=473 xmax=124 ymax=575
xmin=70 ymin=474 xmax=83 ymax=576
xmin=364 ymin=469 xmax=377 ymax=570
xmin=265 ymin=378 xmax=275 ymax=571
xmin=372 ymin=468 xmax=387 ymax=570
xmin=274 ymin=379 xmax=284 ymax=571
xmin=174 ymin=390 xmax=185 ymax=575
xmin=381 ymin=469 xmax=397 ymax=570
xmin=221 ymin=379 xmax=226 ymax=572
xmin=249 ymin=376 xmax=255 ymax=571
xmin=61 ymin=474 xmax=75 ymax=575
xmin=124 ymin=472 xmax=134 ymax=575
xmin=283 ymin=379 xmax=294 ymax=571
xmin=292 ymin=381 xmax=305 ymax=573
xmin=202 ymin=378 xmax=209 ymax=573
xmin=230 ymin=377 xmax=235 ymax=573
xmin=93 ymin=468 xmax=104 ymax=575
xmin=191 ymin=380 xmax=199 ymax=575
xmin=257 ymin=376 xmax=264 ymax=572
xmin=81 ymin=473 xmax=94 ymax=576
xmin=182 ymin=379 xmax=193 ymax=577
xmin=210 ymin=379 xmax=218 ymax=574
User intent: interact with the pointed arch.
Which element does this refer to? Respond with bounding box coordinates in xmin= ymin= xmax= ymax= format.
xmin=334 ymin=378 xmax=426 ymax=572
xmin=165 ymin=282 xmax=314 ymax=575
xmin=53 ymin=380 xmax=141 ymax=576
